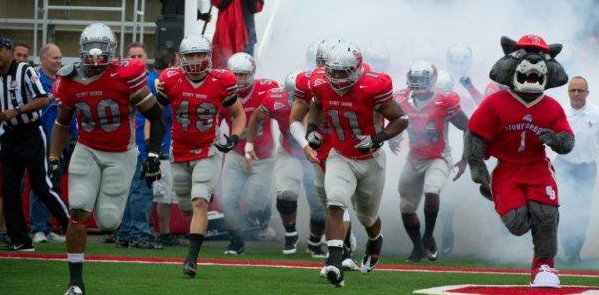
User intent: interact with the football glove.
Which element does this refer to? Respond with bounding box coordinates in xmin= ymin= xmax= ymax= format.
xmin=215 ymin=134 xmax=239 ymax=153
xmin=354 ymin=135 xmax=383 ymax=154
xmin=305 ymin=123 xmax=324 ymax=150
xmin=354 ymin=131 xmax=388 ymax=154
xmin=142 ymin=153 xmax=161 ymax=187
xmin=48 ymin=157 xmax=61 ymax=193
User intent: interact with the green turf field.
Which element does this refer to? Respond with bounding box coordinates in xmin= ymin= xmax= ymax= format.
xmin=1 ymin=240 xmax=598 ymax=295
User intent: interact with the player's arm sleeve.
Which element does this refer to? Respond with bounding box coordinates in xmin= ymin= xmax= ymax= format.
xmin=155 ymin=71 xmax=171 ymax=106
xmin=445 ymin=93 xmax=462 ymax=118
xmin=220 ymin=71 xmax=239 ymax=107
xmin=52 ymin=77 xmax=73 ymax=110
xmin=123 ymin=59 xmax=149 ymax=94
xmin=372 ymin=74 xmax=394 ymax=107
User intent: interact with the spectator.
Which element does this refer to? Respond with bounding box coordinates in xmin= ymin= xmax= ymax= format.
xmin=30 ymin=43 xmax=75 ymax=244
xmin=159 ymin=0 xmax=211 ymax=20
xmin=146 ymin=49 xmax=179 ymax=246
xmin=115 ymin=42 xmax=164 ymax=250
xmin=211 ymin=0 xmax=264 ymax=68
xmin=555 ymin=76 xmax=599 ymax=264
xmin=12 ymin=41 xmax=30 ymax=63
xmin=0 ymin=37 xmax=69 ymax=252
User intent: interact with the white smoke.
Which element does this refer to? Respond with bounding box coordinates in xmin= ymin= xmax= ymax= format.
xmin=251 ymin=0 xmax=599 ymax=267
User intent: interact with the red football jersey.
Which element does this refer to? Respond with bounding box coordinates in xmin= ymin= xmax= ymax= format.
xmin=54 ymin=58 xmax=147 ymax=152
xmin=159 ymin=67 xmax=237 ymax=162
xmin=395 ymin=89 xmax=461 ymax=160
xmin=469 ymin=90 xmax=573 ymax=164
xmin=305 ymin=68 xmax=334 ymax=163
xmin=221 ymin=78 xmax=279 ymax=159
xmin=293 ymin=70 xmax=314 ymax=106
xmin=311 ymin=71 xmax=393 ymax=159
xmin=259 ymin=87 xmax=303 ymax=157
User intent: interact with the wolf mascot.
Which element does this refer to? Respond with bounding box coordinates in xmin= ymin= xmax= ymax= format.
xmin=466 ymin=35 xmax=573 ymax=288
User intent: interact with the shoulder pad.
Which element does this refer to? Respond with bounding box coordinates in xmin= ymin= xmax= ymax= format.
xmin=209 ymin=68 xmax=235 ymax=80
xmin=257 ymin=78 xmax=279 ymax=88
xmin=393 ymin=89 xmax=410 ymax=102
xmin=57 ymin=63 xmax=78 ymax=78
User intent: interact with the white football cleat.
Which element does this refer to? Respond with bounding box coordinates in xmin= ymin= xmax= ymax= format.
xmin=530 ymin=264 xmax=560 ymax=288
xmin=319 ymin=265 xmax=327 ymax=277
xmin=342 ymin=257 xmax=360 ymax=271
xmin=64 ymin=285 xmax=84 ymax=295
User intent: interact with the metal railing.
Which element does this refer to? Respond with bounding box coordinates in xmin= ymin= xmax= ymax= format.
xmin=0 ymin=0 xmax=155 ymax=57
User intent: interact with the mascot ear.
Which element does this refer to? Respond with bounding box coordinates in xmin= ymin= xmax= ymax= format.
xmin=500 ymin=36 xmax=516 ymax=55
xmin=549 ymin=44 xmax=562 ymax=59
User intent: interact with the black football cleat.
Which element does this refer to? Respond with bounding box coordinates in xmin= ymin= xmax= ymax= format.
xmin=183 ymin=260 xmax=197 ymax=278
xmin=422 ymin=236 xmax=439 ymax=261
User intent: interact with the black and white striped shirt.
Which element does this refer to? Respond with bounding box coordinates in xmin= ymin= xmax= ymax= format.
xmin=0 ymin=60 xmax=47 ymax=127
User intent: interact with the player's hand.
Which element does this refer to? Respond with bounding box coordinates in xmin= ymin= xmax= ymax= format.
xmin=48 ymin=157 xmax=61 ymax=193
xmin=154 ymin=80 xmax=168 ymax=98
xmin=243 ymin=142 xmax=257 ymax=172
xmin=355 ymin=135 xmax=383 ymax=154
xmin=305 ymin=123 xmax=323 ymax=150
xmin=537 ymin=128 xmax=559 ymax=147
xmin=387 ymin=134 xmax=403 ymax=155
xmin=459 ymin=76 xmax=473 ymax=89
xmin=142 ymin=153 xmax=161 ymax=187
xmin=244 ymin=143 xmax=258 ymax=161
xmin=302 ymin=145 xmax=319 ymax=164
xmin=215 ymin=134 xmax=239 ymax=153
xmin=452 ymin=158 xmax=468 ymax=181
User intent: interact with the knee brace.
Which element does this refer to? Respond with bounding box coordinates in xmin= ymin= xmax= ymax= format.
xmin=276 ymin=199 xmax=297 ymax=215
xmin=501 ymin=206 xmax=530 ymax=236
xmin=94 ymin=207 xmax=122 ymax=231
xmin=356 ymin=212 xmax=378 ymax=228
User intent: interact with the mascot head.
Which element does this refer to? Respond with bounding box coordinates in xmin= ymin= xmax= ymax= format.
xmin=489 ymin=34 xmax=568 ymax=101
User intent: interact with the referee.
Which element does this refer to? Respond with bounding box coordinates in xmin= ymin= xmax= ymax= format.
xmin=0 ymin=37 xmax=69 ymax=251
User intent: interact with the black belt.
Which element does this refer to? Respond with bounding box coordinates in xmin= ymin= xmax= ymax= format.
xmin=3 ymin=121 xmax=40 ymax=132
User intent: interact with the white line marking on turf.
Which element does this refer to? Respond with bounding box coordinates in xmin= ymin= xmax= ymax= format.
xmin=1 ymin=255 xmax=598 ymax=279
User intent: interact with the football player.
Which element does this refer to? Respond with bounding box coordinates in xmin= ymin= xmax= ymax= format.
xmin=155 ymin=35 xmax=246 ymax=278
xmin=219 ymin=52 xmax=279 ymax=255
xmin=245 ymin=70 xmax=326 ymax=256
xmin=289 ymin=37 xmax=360 ymax=266
xmin=307 ymin=41 xmax=408 ymax=287
xmin=50 ymin=23 xmax=165 ymax=295
xmin=394 ymin=61 xmax=469 ymax=263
